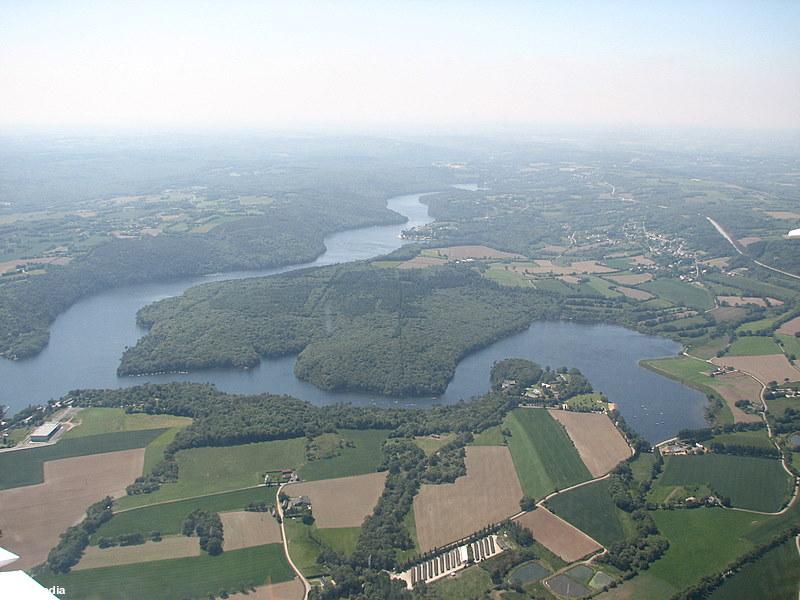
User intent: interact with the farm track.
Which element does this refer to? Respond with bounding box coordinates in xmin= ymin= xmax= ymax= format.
xmin=277 ymin=482 xmax=311 ymax=600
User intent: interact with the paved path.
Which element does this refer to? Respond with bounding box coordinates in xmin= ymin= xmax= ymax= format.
xmin=277 ymin=483 xmax=310 ymax=600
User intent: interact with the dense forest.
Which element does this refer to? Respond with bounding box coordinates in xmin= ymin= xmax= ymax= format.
xmin=118 ymin=263 xmax=566 ymax=394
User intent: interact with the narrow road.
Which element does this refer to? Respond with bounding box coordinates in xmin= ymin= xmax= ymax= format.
xmin=277 ymin=483 xmax=311 ymax=600
xmin=706 ymin=216 xmax=800 ymax=281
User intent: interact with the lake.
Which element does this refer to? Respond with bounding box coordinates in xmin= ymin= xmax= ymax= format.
xmin=0 ymin=191 xmax=706 ymax=442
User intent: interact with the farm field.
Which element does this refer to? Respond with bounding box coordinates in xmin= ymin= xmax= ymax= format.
xmin=35 ymin=544 xmax=293 ymax=600
xmin=736 ymin=315 xmax=780 ymax=334
xmin=604 ymin=272 xmax=653 ymax=286
xmin=711 ymin=354 xmax=800 ymax=384
xmin=777 ymin=315 xmax=800 ymax=336
xmin=297 ymin=429 xmax=390 ymax=481
xmin=708 ymin=371 xmax=764 ymax=423
xmin=0 ymin=449 xmax=145 ymax=571
xmin=482 ymin=264 xmax=534 ymax=287
xmin=0 ymin=428 xmax=164 ymax=490
xmin=313 ymin=527 xmax=361 ymax=556
xmin=639 ymin=278 xmax=713 ymax=310
xmin=545 ymin=479 xmax=627 ymax=547
xmin=598 ymin=508 xmax=771 ymax=600
xmin=615 ymin=285 xmax=653 ymax=300
xmin=711 ymin=428 xmax=774 ymax=449
xmin=92 ymin=487 xmax=274 ymax=542
xmin=548 ymin=410 xmax=631 ymax=477
xmin=708 ymin=538 xmax=800 ymax=600
xmin=285 ymin=471 xmax=387 ymax=528
xmin=725 ymin=336 xmax=782 ymax=356
xmin=228 ymin=578 xmax=305 ymax=600
xmin=64 ymin=408 xmax=191 ymax=439
xmin=429 ymin=563 xmax=493 ymax=600
xmin=221 ymin=510 xmax=282 ymax=549
xmin=116 ymin=437 xmax=307 ymax=509
xmin=504 ymin=409 xmax=590 ymax=500
xmin=424 ymin=245 xmax=525 ymax=260
xmin=469 ymin=425 xmax=505 ymax=446
xmin=142 ymin=426 xmax=183 ymax=473
xmin=717 ymin=295 xmax=783 ymax=308
xmin=283 ymin=519 xmax=327 ymax=578
xmin=413 ymin=445 xmax=523 ymax=552
xmin=778 ymin=333 xmax=800 ymax=359
xmin=76 ymin=536 xmax=199 ymax=570
xmin=657 ymin=454 xmax=792 ymax=512
xmin=514 ymin=508 xmax=602 ymax=562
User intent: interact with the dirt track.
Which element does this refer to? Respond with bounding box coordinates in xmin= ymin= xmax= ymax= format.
xmin=0 ymin=448 xmax=145 ymax=571
xmin=413 ymin=445 xmax=523 ymax=552
xmin=284 ymin=471 xmax=387 ymax=529
xmin=549 ymin=410 xmax=631 ymax=478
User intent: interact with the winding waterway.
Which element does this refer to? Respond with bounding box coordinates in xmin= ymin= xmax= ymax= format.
xmin=0 ymin=191 xmax=706 ymax=442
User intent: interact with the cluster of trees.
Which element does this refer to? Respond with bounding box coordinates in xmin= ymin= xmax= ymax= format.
xmin=707 ymin=441 xmax=780 ymax=459
xmin=772 ymin=407 xmax=800 ymax=435
xmin=489 ymin=358 xmax=543 ymax=392
xmin=47 ymin=497 xmax=113 ymax=573
xmin=244 ymin=501 xmax=270 ymax=512
xmin=98 ymin=530 xmax=161 ymax=548
xmin=182 ymin=509 xmax=224 ymax=555
xmin=420 ymin=434 xmax=470 ymax=484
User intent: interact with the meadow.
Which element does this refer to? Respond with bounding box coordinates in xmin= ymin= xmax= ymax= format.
xmin=726 ymin=336 xmax=782 ymax=356
xmin=35 ymin=544 xmax=292 ymax=600
xmin=544 ymin=479 xmax=627 ymax=547
xmin=708 ymin=538 xmax=800 ymax=600
xmin=0 ymin=428 xmax=166 ymax=489
xmin=504 ymin=409 xmax=590 ymax=499
xmin=297 ymin=429 xmax=389 ymax=480
xmin=64 ymin=408 xmax=191 ymax=438
xmin=639 ymin=278 xmax=713 ymax=311
xmin=657 ymin=454 xmax=791 ymax=512
xmin=91 ymin=487 xmax=275 ymax=542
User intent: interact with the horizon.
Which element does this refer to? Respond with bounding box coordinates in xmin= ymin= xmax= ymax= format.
xmin=1 ymin=0 xmax=799 ymax=134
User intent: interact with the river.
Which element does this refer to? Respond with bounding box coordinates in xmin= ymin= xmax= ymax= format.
xmin=0 ymin=191 xmax=707 ymax=442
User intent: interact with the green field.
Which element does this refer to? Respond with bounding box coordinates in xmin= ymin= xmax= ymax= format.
xmin=116 ymin=437 xmax=306 ymax=509
xmin=469 ymin=425 xmax=506 ymax=446
xmin=657 ymin=454 xmax=791 ymax=512
xmin=726 ymin=336 xmax=782 ymax=356
xmin=640 ymin=278 xmax=713 ymax=311
xmin=117 ymin=429 xmax=388 ymax=510
xmin=483 ymin=264 xmax=534 ymax=287
xmin=64 ymin=408 xmax=191 ymax=439
xmin=629 ymin=452 xmax=657 ymax=482
xmin=778 ymin=334 xmax=800 ymax=359
xmin=297 ymin=429 xmax=389 ymax=480
xmin=565 ymin=392 xmax=606 ymax=411
xmin=504 ymin=409 xmax=590 ymax=500
xmin=91 ymin=487 xmax=274 ymax=543
xmin=708 ymin=538 xmax=800 ymax=600
xmin=430 ymin=564 xmax=493 ymax=600
xmin=142 ymin=427 xmax=183 ymax=473
xmin=545 ymin=479 xmax=627 ymax=546
xmin=736 ymin=315 xmax=779 ymax=334
xmin=711 ymin=428 xmax=774 ymax=449
xmin=35 ymin=544 xmax=292 ymax=600
xmin=0 ymin=429 xmax=167 ymax=490
xmin=284 ymin=518 xmax=327 ymax=578
xmin=314 ymin=527 xmax=361 ymax=556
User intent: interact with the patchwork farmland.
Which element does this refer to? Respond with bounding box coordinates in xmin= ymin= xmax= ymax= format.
xmin=514 ymin=508 xmax=602 ymax=562
xmin=284 ymin=471 xmax=387 ymax=528
xmin=548 ymin=409 xmax=631 ymax=477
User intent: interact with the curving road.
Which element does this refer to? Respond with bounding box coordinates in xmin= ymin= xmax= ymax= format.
xmin=276 ymin=483 xmax=311 ymax=600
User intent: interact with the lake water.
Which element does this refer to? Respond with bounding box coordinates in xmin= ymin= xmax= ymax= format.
xmin=0 ymin=192 xmax=706 ymax=442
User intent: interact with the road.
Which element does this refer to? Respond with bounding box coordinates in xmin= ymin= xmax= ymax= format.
xmin=276 ymin=483 xmax=311 ymax=600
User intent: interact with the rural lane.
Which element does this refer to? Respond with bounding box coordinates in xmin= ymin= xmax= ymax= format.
xmin=276 ymin=483 xmax=311 ymax=600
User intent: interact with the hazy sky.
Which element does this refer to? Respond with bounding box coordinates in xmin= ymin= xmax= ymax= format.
xmin=1 ymin=1 xmax=798 ymax=133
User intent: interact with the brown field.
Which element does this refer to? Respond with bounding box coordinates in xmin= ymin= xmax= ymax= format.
xmin=430 ymin=245 xmax=525 ymax=260
xmin=413 ymin=445 xmax=523 ymax=552
xmin=616 ymin=286 xmax=654 ymax=301
xmin=703 ymin=257 xmax=731 ymax=269
xmin=0 ymin=449 xmax=145 ymax=571
xmin=548 ymin=410 xmax=631 ymax=477
xmin=541 ymin=244 xmax=567 ymax=253
xmin=629 ymin=255 xmax=655 ymax=266
xmin=514 ymin=508 xmax=602 ymax=562
xmin=738 ymin=236 xmax=762 ymax=247
xmin=765 ymin=210 xmax=800 ymax=220
xmin=708 ymin=372 xmax=763 ymax=423
xmin=717 ymin=295 xmax=784 ymax=307
xmin=709 ymin=306 xmax=748 ymax=323
xmin=75 ymin=536 xmax=199 ymax=570
xmin=285 ymin=471 xmax=387 ymax=529
xmin=711 ymin=354 xmax=800 ymax=384
xmin=778 ymin=316 xmax=800 ymax=336
xmin=509 ymin=260 xmax=614 ymax=276
xmin=604 ymin=272 xmax=653 ymax=285
xmin=229 ymin=578 xmax=305 ymax=600
xmin=398 ymin=255 xmax=447 ymax=269
xmin=220 ymin=510 xmax=282 ymax=549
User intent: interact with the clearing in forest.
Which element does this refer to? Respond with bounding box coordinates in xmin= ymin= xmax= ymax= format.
xmin=514 ymin=508 xmax=602 ymax=562
xmin=711 ymin=354 xmax=800 ymax=384
xmin=413 ymin=445 xmax=523 ymax=552
xmin=548 ymin=410 xmax=631 ymax=477
xmin=284 ymin=471 xmax=387 ymax=528
xmin=0 ymin=448 xmax=145 ymax=571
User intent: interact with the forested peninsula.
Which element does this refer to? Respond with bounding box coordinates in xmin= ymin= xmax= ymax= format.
xmin=0 ymin=196 xmax=403 ymax=360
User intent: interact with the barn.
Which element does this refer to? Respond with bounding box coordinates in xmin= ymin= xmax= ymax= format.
xmin=29 ymin=423 xmax=61 ymax=443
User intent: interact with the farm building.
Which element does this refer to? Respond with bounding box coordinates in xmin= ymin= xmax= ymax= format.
xmin=29 ymin=422 xmax=61 ymax=443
